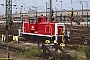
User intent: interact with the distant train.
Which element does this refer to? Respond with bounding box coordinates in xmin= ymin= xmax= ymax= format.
xmin=0 ymin=20 xmax=24 ymax=24
xmin=20 ymin=16 xmax=68 ymax=45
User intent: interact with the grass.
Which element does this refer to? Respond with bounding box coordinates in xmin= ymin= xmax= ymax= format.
xmin=72 ymin=52 xmax=78 ymax=60
xmin=82 ymin=46 xmax=90 ymax=60
xmin=73 ymin=45 xmax=90 ymax=60
xmin=23 ymin=46 xmax=43 ymax=58
xmin=67 ymin=45 xmax=86 ymax=60
xmin=15 ymin=46 xmax=44 ymax=60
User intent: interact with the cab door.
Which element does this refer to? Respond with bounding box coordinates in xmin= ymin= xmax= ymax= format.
xmin=55 ymin=23 xmax=65 ymax=40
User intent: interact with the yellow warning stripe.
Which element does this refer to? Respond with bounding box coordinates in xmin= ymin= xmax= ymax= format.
xmin=0 ymin=58 xmax=13 ymax=60
xmin=62 ymin=35 xmax=65 ymax=43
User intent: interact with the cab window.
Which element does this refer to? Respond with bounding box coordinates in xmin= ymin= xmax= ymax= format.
xmin=29 ymin=19 xmax=34 ymax=24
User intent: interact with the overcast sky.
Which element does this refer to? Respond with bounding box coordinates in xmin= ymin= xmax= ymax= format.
xmin=0 ymin=0 xmax=90 ymax=15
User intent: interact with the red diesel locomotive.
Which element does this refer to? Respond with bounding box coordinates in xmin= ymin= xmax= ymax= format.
xmin=21 ymin=16 xmax=68 ymax=44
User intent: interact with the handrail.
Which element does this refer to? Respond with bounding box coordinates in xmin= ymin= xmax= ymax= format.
xmin=58 ymin=28 xmax=63 ymax=35
xmin=45 ymin=25 xmax=52 ymax=35
xmin=57 ymin=28 xmax=68 ymax=35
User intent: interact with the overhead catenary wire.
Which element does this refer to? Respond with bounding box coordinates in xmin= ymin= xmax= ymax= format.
xmin=52 ymin=1 xmax=90 ymax=11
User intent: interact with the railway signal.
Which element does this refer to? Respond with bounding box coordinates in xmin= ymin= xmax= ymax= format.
xmin=50 ymin=0 xmax=52 ymax=22
xmin=71 ymin=11 xmax=73 ymax=17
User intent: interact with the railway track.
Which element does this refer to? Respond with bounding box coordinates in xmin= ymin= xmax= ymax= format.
xmin=0 ymin=41 xmax=30 ymax=53
xmin=0 ymin=40 xmax=75 ymax=60
xmin=65 ymin=24 xmax=90 ymax=45
xmin=41 ymin=43 xmax=74 ymax=60
xmin=0 ymin=44 xmax=26 ymax=53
